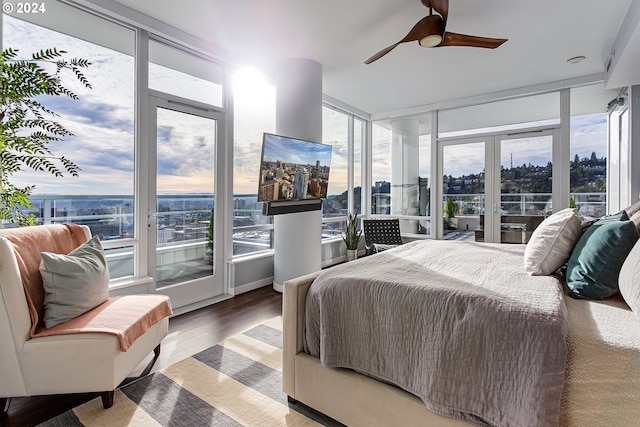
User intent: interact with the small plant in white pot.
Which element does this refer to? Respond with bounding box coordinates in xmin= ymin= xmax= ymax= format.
xmin=342 ymin=212 xmax=362 ymax=261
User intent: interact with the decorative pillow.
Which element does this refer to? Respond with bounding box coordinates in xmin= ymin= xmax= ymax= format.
xmin=624 ymin=200 xmax=640 ymax=217
xmin=631 ymin=210 xmax=640 ymax=233
xmin=624 ymin=200 xmax=640 ymax=233
xmin=619 ymin=239 xmax=640 ymax=319
xmin=524 ymin=208 xmax=582 ymax=276
xmin=40 ymin=236 xmax=110 ymax=328
xmin=566 ymin=214 xmax=639 ymax=300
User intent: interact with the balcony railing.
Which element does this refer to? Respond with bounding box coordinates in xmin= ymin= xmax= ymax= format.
xmin=6 ymin=192 xmax=606 ymax=275
xmin=442 ymin=192 xmax=606 ymax=218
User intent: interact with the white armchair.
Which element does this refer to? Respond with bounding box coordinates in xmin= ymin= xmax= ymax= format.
xmin=0 ymin=224 xmax=171 ymax=413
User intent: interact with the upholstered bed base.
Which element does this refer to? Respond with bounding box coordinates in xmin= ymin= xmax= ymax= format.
xmin=283 ymin=270 xmax=640 ymax=426
xmin=282 ymin=272 xmax=471 ymax=427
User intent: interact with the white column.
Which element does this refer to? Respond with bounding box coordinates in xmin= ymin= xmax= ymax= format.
xmin=553 ymin=88 xmax=570 ymax=213
xmin=273 ymin=59 xmax=323 ymax=292
xmin=275 ymin=59 xmax=322 ymax=141
xmin=391 ymin=118 xmax=420 ymax=233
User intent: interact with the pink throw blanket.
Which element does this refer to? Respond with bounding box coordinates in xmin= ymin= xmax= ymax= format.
xmin=0 ymin=224 xmax=87 ymax=336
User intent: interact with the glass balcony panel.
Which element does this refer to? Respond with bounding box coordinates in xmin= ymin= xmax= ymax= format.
xmin=105 ymin=245 xmax=134 ymax=280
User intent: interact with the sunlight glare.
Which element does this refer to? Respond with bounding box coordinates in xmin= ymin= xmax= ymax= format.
xmin=232 ymin=67 xmax=273 ymax=101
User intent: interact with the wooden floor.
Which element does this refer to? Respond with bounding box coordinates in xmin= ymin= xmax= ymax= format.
xmin=0 ymin=285 xmax=283 ymax=427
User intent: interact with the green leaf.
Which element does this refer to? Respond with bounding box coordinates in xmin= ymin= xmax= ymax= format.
xmin=1 ymin=47 xmax=91 ymax=227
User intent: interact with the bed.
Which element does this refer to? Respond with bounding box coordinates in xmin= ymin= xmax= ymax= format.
xmin=282 ymin=239 xmax=640 ymax=427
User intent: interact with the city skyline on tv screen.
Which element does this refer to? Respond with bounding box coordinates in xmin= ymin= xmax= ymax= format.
xmin=258 ymin=133 xmax=332 ymax=202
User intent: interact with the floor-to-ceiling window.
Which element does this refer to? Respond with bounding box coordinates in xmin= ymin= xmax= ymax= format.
xmin=353 ymin=117 xmax=364 ymax=214
xmin=371 ymin=117 xmax=432 ymax=236
xmin=371 ymin=123 xmax=391 ymax=216
xmin=322 ymin=105 xmax=365 ymax=240
xmin=3 ymin=6 xmax=137 ymax=278
xmin=322 ymin=106 xmax=348 ymax=238
xmin=231 ymin=69 xmax=275 ymax=256
xmin=570 ymin=84 xmax=615 ymax=219
xmin=3 ymin=3 xmax=229 ymax=309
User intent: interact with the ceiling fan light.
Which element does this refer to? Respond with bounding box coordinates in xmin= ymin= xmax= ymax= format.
xmin=419 ymin=34 xmax=442 ymax=48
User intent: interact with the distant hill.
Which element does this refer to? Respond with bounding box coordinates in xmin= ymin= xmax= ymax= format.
xmin=444 ymin=152 xmax=606 ymax=195
xmin=323 ymin=153 xmax=606 ymax=215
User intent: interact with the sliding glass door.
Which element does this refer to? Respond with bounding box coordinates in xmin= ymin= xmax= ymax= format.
xmin=439 ymin=131 xmax=555 ymax=243
xmin=149 ymin=95 xmax=225 ymax=308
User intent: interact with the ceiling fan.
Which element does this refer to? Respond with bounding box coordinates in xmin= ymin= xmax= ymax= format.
xmin=364 ymin=0 xmax=508 ymax=64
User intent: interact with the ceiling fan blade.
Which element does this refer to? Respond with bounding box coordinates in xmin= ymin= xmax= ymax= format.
xmin=365 ymin=16 xmax=442 ymax=64
xmin=364 ymin=42 xmax=401 ymax=64
xmin=439 ymin=32 xmax=507 ymax=49
xmin=422 ymin=0 xmax=448 ymax=24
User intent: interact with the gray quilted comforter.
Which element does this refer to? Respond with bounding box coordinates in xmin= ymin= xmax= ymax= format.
xmin=304 ymin=240 xmax=568 ymax=427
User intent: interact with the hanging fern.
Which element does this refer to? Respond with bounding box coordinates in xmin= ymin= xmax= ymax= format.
xmin=0 ymin=47 xmax=91 ymax=226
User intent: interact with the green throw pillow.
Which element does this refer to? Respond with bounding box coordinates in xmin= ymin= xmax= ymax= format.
xmin=40 ymin=236 xmax=110 ymax=328
xmin=566 ymin=213 xmax=639 ymax=300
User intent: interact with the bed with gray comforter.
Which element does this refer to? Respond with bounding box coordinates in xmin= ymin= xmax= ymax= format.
xmin=304 ymin=240 xmax=568 ymax=427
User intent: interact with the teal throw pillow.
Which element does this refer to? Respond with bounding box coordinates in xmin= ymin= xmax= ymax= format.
xmin=40 ymin=236 xmax=110 ymax=328
xmin=566 ymin=214 xmax=639 ymax=300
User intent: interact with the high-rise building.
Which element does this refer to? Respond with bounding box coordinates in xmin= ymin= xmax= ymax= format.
xmin=294 ymin=167 xmax=310 ymax=199
xmin=259 ymin=181 xmax=280 ymax=201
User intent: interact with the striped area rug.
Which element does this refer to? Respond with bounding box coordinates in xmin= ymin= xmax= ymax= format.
xmin=39 ymin=317 xmax=342 ymax=427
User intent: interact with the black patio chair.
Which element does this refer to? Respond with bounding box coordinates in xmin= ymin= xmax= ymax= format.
xmin=363 ymin=219 xmax=404 ymax=255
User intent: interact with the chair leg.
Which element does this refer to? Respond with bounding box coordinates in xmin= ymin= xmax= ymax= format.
xmin=1 ymin=397 xmax=10 ymax=414
xmin=101 ymin=391 xmax=114 ymax=409
xmin=138 ymin=343 xmax=162 ymax=378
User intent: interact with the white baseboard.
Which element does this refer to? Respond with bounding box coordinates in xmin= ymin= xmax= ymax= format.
xmin=231 ymin=277 xmax=274 ymax=296
xmin=171 ymin=293 xmax=233 ymax=316
xmin=321 ymin=256 xmax=346 ymax=268
xmin=321 ymin=249 xmax=365 ymax=268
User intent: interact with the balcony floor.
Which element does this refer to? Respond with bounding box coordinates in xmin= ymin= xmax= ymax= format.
xmin=156 ymin=257 xmax=213 ymax=288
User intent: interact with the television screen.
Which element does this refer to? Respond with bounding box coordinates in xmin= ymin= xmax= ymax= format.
xmin=257 ymin=133 xmax=332 ymax=202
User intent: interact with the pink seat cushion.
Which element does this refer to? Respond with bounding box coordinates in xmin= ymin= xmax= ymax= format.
xmin=32 ymin=294 xmax=172 ymax=351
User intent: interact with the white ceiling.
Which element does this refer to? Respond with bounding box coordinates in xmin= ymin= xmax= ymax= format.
xmin=110 ymin=0 xmax=634 ymax=116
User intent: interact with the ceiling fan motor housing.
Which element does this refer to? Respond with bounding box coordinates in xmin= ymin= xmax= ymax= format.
xmin=418 ymin=15 xmax=445 ymax=47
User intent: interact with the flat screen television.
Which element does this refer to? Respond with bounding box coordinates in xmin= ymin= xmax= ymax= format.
xmin=257 ymin=133 xmax=332 ymax=203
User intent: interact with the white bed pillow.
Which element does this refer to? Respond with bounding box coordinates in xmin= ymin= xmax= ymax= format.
xmin=619 ymin=239 xmax=640 ymax=317
xmin=524 ymin=208 xmax=582 ymax=276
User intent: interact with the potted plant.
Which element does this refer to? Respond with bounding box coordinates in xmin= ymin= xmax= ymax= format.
xmin=205 ymin=206 xmax=214 ymax=264
xmin=342 ymin=212 xmax=362 ymax=261
xmin=445 ymin=198 xmax=458 ymax=230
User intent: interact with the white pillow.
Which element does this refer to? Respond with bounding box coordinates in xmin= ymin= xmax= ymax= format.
xmin=40 ymin=236 xmax=110 ymax=328
xmin=619 ymin=239 xmax=640 ymax=317
xmin=524 ymin=208 xmax=582 ymax=276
